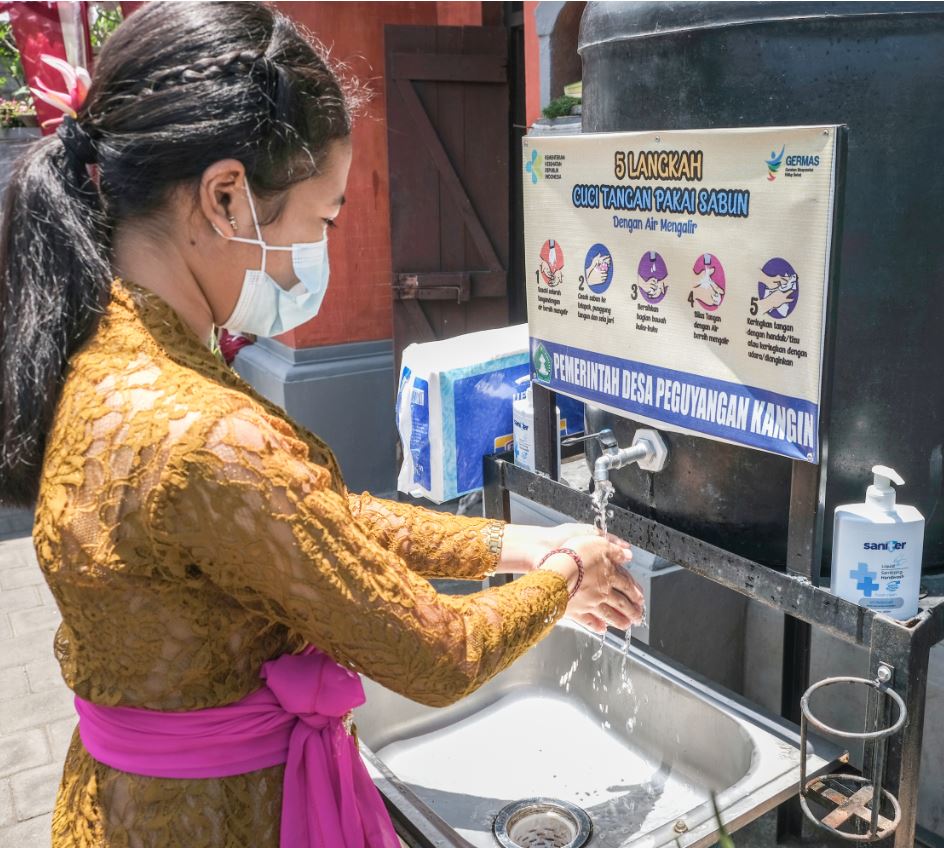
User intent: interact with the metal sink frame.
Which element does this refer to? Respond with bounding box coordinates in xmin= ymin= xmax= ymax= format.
xmin=480 ymin=447 xmax=944 ymax=847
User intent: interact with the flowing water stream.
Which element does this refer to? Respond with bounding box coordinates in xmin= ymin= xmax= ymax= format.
xmin=588 ymin=476 xmax=646 ymax=739
xmin=590 ymin=478 xmax=616 ymax=662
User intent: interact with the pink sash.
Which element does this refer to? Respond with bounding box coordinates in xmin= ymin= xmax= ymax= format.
xmin=74 ymin=647 xmax=400 ymax=848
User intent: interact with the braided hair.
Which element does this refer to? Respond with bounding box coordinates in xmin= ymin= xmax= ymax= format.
xmin=0 ymin=1 xmax=361 ymax=506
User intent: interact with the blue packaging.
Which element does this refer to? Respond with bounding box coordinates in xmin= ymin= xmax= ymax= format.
xmin=396 ymin=325 xmax=584 ymax=503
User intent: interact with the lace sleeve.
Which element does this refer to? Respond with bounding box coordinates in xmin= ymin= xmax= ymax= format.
xmin=347 ymin=492 xmax=504 ymax=580
xmin=148 ymin=406 xmax=568 ymax=708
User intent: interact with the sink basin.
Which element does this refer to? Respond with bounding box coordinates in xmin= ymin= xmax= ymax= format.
xmin=355 ymin=620 xmax=843 ymax=848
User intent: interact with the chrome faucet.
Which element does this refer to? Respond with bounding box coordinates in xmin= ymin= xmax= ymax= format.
xmin=567 ymin=427 xmax=669 ymax=483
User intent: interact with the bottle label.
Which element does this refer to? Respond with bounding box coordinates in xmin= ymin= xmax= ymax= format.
xmin=836 ymin=523 xmax=921 ymax=618
xmin=848 ymin=555 xmax=907 ymax=611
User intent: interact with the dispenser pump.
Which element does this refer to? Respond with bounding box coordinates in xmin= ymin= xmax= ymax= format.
xmin=866 ymin=465 xmax=905 ymax=511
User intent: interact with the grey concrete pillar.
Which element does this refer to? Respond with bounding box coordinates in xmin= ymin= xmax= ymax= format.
xmin=535 ymin=1 xmax=567 ymax=111
xmin=234 ymin=337 xmax=398 ymax=496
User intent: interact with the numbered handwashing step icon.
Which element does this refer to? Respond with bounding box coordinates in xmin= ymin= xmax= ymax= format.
xmin=689 ymin=253 xmax=726 ymax=310
xmin=635 ymin=250 xmax=668 ymax=304
xmin=753 ymin=258 xmax=799 ymax=319
xmin=537 ymin=239 xmax=564 ymax=287
xmin=580 ymin=243 xmax=613 ymax=294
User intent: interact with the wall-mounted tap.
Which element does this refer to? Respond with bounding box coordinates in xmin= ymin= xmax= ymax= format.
xmin=566 ymin=427 xmax=669 ymax=483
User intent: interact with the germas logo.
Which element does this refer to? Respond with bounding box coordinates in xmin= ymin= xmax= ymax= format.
xmin=765 ymin=145 xmax=785 ymax=181
xmin=786 ymin=154 xmax=820 ymax=168
xmin=863 ymin=540 xmax=907 ymax=551
xmin=769 ymin=147 xmax=822 ymax=181
xmin=525 ymin=148 xmax=543 ymax=184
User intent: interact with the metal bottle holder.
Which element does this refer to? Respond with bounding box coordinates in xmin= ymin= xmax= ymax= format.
xmin=799 ymin=665 xmax=907 ymax=842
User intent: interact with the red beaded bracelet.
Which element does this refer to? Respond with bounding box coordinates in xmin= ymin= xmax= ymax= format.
xmin=537 ymin=547 xmax=584 ymax=599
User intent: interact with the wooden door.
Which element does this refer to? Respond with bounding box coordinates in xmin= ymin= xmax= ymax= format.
xmin=385 ymin=25 xmax=511 ymax=370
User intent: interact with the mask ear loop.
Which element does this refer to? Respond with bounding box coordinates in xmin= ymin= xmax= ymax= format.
xmin=213 ymin=185 xmax=283 ymax=274
xmin=243 ymin=186 xmax=269 ymax=275
xmin=215 ymin=184 xmax=295 ymax=279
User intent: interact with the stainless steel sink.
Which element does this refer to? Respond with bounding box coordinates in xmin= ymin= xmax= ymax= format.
xmin=355 ymin=620 xmax=844 ymax=848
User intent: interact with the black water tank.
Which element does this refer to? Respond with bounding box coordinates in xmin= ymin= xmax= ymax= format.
xmin=578 ymin=2 xmax=944 ymax=572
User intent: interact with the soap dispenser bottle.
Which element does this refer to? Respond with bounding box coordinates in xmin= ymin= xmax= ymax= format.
xmin=512 ymin=378 xmax=560 ymax=473
xmin=831 ymin=465 xmax=924 ymax=620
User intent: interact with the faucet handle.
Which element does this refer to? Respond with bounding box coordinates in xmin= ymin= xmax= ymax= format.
xmin=562 ymin=428 xmax=619 ymax=455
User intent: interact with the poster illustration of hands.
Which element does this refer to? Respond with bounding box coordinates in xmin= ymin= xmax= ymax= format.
xmin=524 ymin=126 xmax=839 ymax=463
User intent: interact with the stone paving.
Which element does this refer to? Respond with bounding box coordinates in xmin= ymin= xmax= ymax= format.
xmin=0 ymin=509 xmax=70 ymax=848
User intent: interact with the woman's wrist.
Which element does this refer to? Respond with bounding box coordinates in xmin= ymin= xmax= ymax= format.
xmin=536 ymin=548 xmax=584 ymax=599
xmin=495 ymin=524 xmax=544 ymax=574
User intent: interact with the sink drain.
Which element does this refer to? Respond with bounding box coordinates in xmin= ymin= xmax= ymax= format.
xmin=493 ymin=798 xmax=592 ymax=848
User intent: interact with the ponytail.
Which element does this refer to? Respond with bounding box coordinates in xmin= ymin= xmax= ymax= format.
xmin=0 ymin=133 xmax=111 ymax=506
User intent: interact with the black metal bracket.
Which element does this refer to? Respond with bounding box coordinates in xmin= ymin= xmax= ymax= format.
xmin=482 ymin=452 xmax=944 ymax=847
xmin=531 ymin=382 xmax=560 ymax=481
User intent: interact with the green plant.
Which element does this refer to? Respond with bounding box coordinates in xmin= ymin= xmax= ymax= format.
xmin=711 ymin=793 xmax=736 ymax=847
xmin=0 ymin=96 xmax=37 ymax=128
xmin=0 ymin=21 xmax=26 ymax=94
xmin=675 ymin=794 xmax=735 ymax=848
xmin=0 ymin=20 xmax=35 ymax=123
xmin=542 ymin=94 xmax=580 ymax=120
xmin=89 ymin=4 xmax=123 ymax=53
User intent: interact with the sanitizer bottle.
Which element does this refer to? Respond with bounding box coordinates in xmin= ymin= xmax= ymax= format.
xmin=512 ymin=380 xmax=560 ymax=473
xmin=831 ymin=465 xmax=924 ymax=620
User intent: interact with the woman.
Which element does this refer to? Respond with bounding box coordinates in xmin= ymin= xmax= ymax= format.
xmin=0 ymin=4 xmax=644 ymax=846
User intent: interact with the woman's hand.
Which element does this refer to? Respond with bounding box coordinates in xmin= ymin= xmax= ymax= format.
xmin=537 ymin=535 xmax=645 ymax=634
xmin=498 ymin=522 xmax=631 ymax=574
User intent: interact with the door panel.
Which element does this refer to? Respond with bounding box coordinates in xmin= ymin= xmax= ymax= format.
xmin=385 ymin=25 xmax=511 ymax=371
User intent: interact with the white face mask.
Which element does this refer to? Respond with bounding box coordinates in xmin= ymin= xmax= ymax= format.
xmin=219 ymin=187 xmax=330 ymax=337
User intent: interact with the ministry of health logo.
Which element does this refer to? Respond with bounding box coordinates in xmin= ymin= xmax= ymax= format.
xmin=765 ymin=144 xmax=785 ymax=181
xmin=525 ymin=148 xmax=543 ymax=184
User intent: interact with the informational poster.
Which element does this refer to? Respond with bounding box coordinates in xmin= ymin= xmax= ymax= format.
xmin=523 ymin=126 xmax=839 ymax=463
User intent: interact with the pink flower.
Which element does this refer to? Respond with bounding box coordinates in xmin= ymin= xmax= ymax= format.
xmin=29 ymin=54 xmax=92 ymax=129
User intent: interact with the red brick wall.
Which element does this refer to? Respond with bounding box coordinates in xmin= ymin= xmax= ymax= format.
xmin=273 ymin=2 xmax=484 ymax=349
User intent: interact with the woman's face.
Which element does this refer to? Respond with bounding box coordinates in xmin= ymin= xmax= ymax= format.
xmin=196 ymin=138 xmax=353 ymax=330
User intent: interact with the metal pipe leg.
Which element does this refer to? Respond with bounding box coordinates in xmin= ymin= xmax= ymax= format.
xmin=778 ymin=614 xmax=813 ymax=842
xmin=482 ymin=453 xmax=510 ymax=524
xmin=482 ymin=452 xmax=512 ymax=588
xmin=531 ymin=383 xmax=559 ymax=481
xmin=868 ymin=614 xmax=935 ymax=848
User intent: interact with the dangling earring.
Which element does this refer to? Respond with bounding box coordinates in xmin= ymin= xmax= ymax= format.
xmin=228 ymin=215 xmax=238 ymax=231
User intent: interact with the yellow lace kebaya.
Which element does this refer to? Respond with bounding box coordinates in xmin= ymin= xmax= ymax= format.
xmin=34 ymin=280 xmax=569 ymax=847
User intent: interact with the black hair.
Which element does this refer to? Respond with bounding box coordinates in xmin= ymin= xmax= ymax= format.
xmin=0 ymin=1 xmax=359 ymax=506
